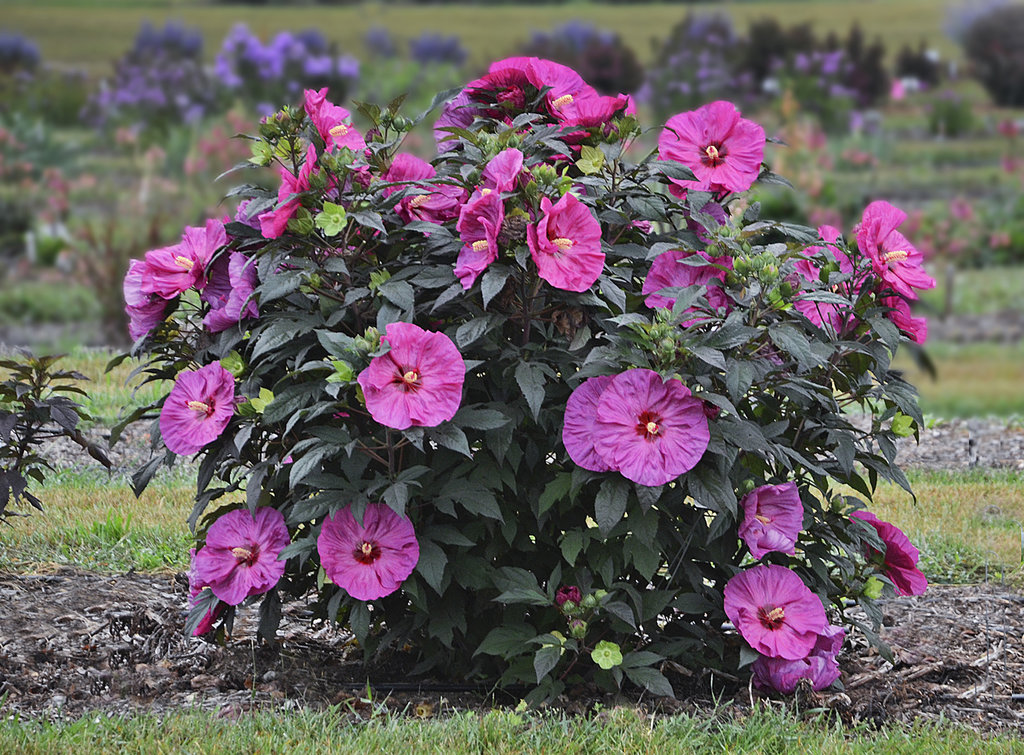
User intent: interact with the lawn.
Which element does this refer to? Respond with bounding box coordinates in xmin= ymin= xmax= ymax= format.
xmin=6 ymin=0 xmax=964 ymax=77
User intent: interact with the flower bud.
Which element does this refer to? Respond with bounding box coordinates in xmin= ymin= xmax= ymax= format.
xmin=569 ymin=619 xmax=587 ymax=639
xmin=863 ymin=576 xmax=884 ymax=600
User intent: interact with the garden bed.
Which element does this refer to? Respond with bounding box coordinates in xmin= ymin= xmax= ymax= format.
xmin=0 ymin=569 xmax=1021 ymax=734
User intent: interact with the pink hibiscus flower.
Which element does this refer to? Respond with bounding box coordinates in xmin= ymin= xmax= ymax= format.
xmin=455 ymin=189 xmax=504 ymax=289
xmin=304 ymin=87 xmax=366 ymax=154
xmin=882 ymin=295 xmax=928 ymax=344
xmin=192 ymin=507 xmax=290 ymax=606
xmin=259 ymin=143 xmax=318 ymax=240
xmin=752 ymin=622 xmax=845 ymax=693
xmin=738 ymin=482 xmax=805 ymax=560
xmin=159 ymin=362 xmax=236 ymax=455
xmin=527 ymin=193 xmax=604 ymax=292
xmin=385 ymin=154 xmax=465 ymax=226
xmin=482 ymin=148 xmax=525 ymax=192
xmin=317 ymin=503 xmax=420 ymax=601
xmin=642 ymin=248 xmax=733 ymax=319
xmin=187 ymin=547 xmax=224 ymax=636
xmin=123 ymin=259 xmax=170 ymax=341
xmin=852 ymin=510 xmax=928 ymax=596
xmin=562 ymin=375 xmax=615 ymax=473
xmin=794 ymin=224 xmax=858 ymax=331
xmin=658 ymin=101 xmax=766 ymax=196
xmin=356 ymin=322 xmax=466 ymax=430
xmin=856 ymin=200 xmax=935 ymax=300
xmin=203 ymin=252 xmax=259 ymax=333
xmin=723 ymin=563 xmax=830 ymax=660
xmin=139 ymin=243 xmax=203 ymax=301
xmin=591 ymin=369 xmax=709 ymax=487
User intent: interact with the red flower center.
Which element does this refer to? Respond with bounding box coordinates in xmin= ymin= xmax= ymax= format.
xmin=187 ymin=399 xmax=214 ymax=417
xmin=701 ymin=143 xmax=726 ymax=168
xmin=231 ymin=545 xmax=257 ymax=566
xmin=635 ymin=410 xmax=663 ymax=441
xmin=354 ymin=540 xmax=381 ymax=565
xmin=757 ymin=605 xmax=786 ymax=630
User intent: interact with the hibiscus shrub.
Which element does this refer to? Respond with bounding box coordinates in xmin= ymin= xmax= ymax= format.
xmin=120 ymin=57 xmax=933 ymax=701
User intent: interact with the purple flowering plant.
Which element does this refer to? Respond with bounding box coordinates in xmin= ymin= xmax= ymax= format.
xmin=119 ymin=57 xmax=932 ymax=701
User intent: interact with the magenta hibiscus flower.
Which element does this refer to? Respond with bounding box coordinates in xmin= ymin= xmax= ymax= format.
xmin=193 ymin=507 xmax=289 ymax=606
xmin=852 ymin=510 xmax=928 ymax=596
xmin=259 ymin=143 xmax=318 ymax=240
xmin=658 ymin=101 xmax=766 ymax=196
xmin=357 ymin=322 xmax=466 ymax=430
xmin=123 ymin=259 xmax=170 ymax=341
xmin=203 ymin=252 xmax=259 ymax=333
xmin=752 ymin=622 xmax=845 ymax=693
xmin=723 ymin=564 xmax=830 ymax=660
xmin=187 ymin=548 xmax=224 ymax=636
xmin=856 ymin=200 xmax=935 ymax=300
xmin=384 ymin=153 xmax=465 ymax=225
xmin=159 ymin=362 xmax=236 ymax=455
xmin=794 ymin=225 xmax=858 ymax=332
xmin=482 ymin=148 xmax=524 ymax=192
xmin=642 ymin=248 xmax=732 ymax=319
xmin=455 ymin=189 xmax=504 ymax=289
xmin=527 ymin=193 xmax=604 ymax=292
xmin=882 ymin=295 xmax=928 ymax=344
xmin=562 ymin=375 xmax=615 ymax=473
xmin=317 ymin=503 xmax=420 ymax=601
xmin=738 ymin=482 xmax=805 ymax=560
xmin=591 ymin=369 xmax=709 ymax=486
xmin=304 ymin=87 xmax=366 ymax=154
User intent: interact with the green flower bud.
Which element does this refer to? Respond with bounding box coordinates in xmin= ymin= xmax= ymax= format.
xmin=569 ymin=619 xmax=587 ymax=640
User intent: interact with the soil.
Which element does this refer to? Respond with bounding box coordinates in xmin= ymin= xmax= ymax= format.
xmin=2 ymin=404 xmax=1024 ymax=733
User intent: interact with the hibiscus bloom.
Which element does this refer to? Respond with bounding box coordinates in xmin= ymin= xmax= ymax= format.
xmin=562 ymin=375 xmax=615 ymax=473
xmin=455 ymin=189 xmax=504 ymax=289
xmin=882 ymin=295 xmax=928 ymax=344
xmin=384 ymin=153 xmax=465 ymax=225
xmin=751 ymin=622 xmax=845 ymax=693
xmin=855 ymin=200 xmax=935 ymax=300
xmin=193 ymin=507 xmax=290 ymax=606
xmin=724 ymin=564 xmax=830 ymax=660
xmin=317 ymin=502 xmax=420 ymax=601
xmin=203 ymin=252 xmax=259 ymax=333
xmin=738 ymin=482 xmax=804 ymax=560
xmin=139 ymin=243 xmax=204 ymax=301
xmin=259 ymin=143 xmax=318 ymax=240
xmin=527 ymin=193 xmax=604 ymax=292
xmin=658 ymin=101 xmax=766 ymax=196
xmin=357 ymin=322 xmax=466 ymax=430
xmin=794 ymin=225 xmax=858 ymax=332
xmin=304 ymin=87 xmax=366 ymax=154
xmin=591 ymin=369 xmax=709 ymax=487
xmin=642 ymin=248 xmax=732 ymax=318
xmin=123 ymin=259 xmax=171 ymax=341
xmin=852 ymin=510 xmax=928 ymax=596
xmin=482 ymin=148 xmax=524 ymax=192
xmin=187 ymin=548 xmax=224 ymax=636
xmin=160 ymin=362 xmax=236 ymax=455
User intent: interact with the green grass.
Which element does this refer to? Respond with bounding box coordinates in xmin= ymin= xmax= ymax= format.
xmin=894 ymin=341 xmax=1024 ymax=418
xmin=0 ymin=281 xmax=100 ymax=325
xmin=870 ymin=468 xmax=1024 ymax=582
xmin=0 ymin=704 xmax=1020 ymax=754
xmin=63 ymin=347 xmax=168 ymax=427
xmin=0 ymin=469 xmax=193 ymax=573
xmin=5 ymin=0 xmax=967 ymax=77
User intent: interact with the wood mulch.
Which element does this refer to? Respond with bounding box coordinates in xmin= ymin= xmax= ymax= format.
xmin=1 ymin=569 xmax=1022 ymax=734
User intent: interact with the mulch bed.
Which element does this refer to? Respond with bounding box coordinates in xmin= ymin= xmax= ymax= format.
xmin=1 ymin=568 xmax=1022 ymax=733
xmin=3 ymin=397 xmax=1023 ymax=733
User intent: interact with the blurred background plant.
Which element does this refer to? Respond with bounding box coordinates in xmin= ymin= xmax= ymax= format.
xmin=518 ymin=21 xmax=644 ymax=95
